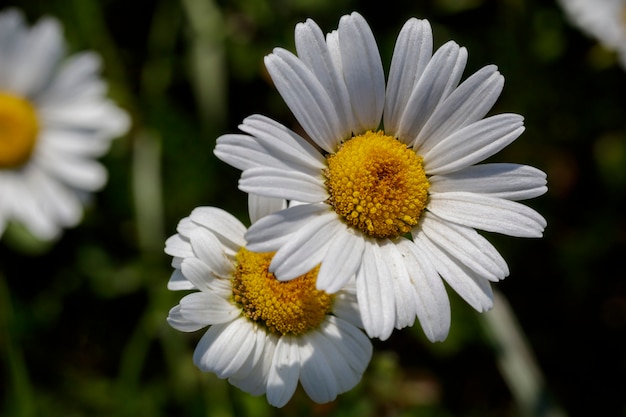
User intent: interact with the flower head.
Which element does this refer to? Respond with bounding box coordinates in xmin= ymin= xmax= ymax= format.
xmin=0 ymin=9 xmax=129 ymax=241
xmin=165 ymin=195 xmax=372 ymax=407
xmin=214 ymin=12 xmax=547 ymax=341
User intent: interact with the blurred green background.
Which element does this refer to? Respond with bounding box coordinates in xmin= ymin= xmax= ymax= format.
xmin=1 ymin=0 xmax=625 ymax=416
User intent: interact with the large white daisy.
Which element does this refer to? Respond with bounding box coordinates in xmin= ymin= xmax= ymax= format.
xmin=0 ymin=9 xmax=129 ymax=241
xmin=165 ymin=195 xmax=372 ymax=408
xmin=557 ymin=0 xmax=626 ymax=69
xmin=214 ymin=13 xmax=548 ymax=342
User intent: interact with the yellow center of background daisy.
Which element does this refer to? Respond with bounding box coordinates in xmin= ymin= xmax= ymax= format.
xmin=325 ymin=130 xmax=429 ymax=239
xmin=0 ymin=92 xmax=39 ymax=169
xmin=232 ymin=248 xmax=333 ymax=335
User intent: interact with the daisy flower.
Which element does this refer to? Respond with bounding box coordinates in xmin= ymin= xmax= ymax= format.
xmin=165 ymin=195 xmax=372 ymax=408
xmin=0 ymin=9 xmax=129 ymax=241
xmin=214 ymin=12 xmax=548 ymax=342
xmin=557 ymin=0 xmax=626 ymax=69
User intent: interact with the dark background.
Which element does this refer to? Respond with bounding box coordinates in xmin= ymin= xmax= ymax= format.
xmin=1 ymin=0 xmax=625 ymax=416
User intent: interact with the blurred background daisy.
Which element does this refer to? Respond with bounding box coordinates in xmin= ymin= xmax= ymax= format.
xmin=1 ymin=0 xmax=625 ymax=416
xmin=0 ymin=9 xmax=129 ymax=243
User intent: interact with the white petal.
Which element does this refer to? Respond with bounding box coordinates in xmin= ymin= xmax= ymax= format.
xmin=295 ymin=19 xmax=355 ymax=139
xmin=28 ymin=165 xmax=82 ymax=227
xmin=380 ymin=239 xmax=418 ymax=330
xmin=337 ymin=12 xmax=385 ymax=132
xmin=430 ymin=163 xmax=548 ymax=201
xmin=416 ymin=65 xmax=504 ymax=153
xmin=38 ymin=52 xmax=104 ymax=103
xmin=6 ymin=17 xmax=64 ymax=96
xmin=267 ymin=335 xmax=301 ymax=408
xmin=264 ymin=49 xmax=343 ymax=152
xmin=228 ymin=329 xmax=276 ymax=396
xmin=188 ymin=228 xmax=233 ymax=278
xmin=270 ymin=211 xmax=340 ymax=281
xmin=239 ymin=114 xmax=326 ymax=174
xmin=414 ymin=229 xmax=494 ymax=312
xmin=189 ymin=207 xmax=246 ymax=254
xmin=320 ymin=316 xmax=372 ymax=375
xmin=167 ymin=269 xmax=196 ymax=291
xmin=34 ymin=149 xmax=108 ymax=191
xmin=316 ymin=225 xmax=365 ymax=293
xmin=356 ymin=241 xmax=396 ymax=340
xmin=193 ymin=318 xmax=257 ymax=378
xmin=299 ymin=332 xmax=339 ymax=403
xmin=245 ymin=203 xmax=330 ymax=253
xmin=239 ymin=166 xmax=328 ymax=203
xmin=180 ymin=258 xmax=218 ymax=292
xmin=397 ymin=41 xmax=467 ymax=144
xmin=179 ymin=292 xmax=240 ymax=325
xmin=384 ymin=18 xmax=433 ymax=136
xmin=428 ymin=192 xmax=547 ymax=238
xmin=399 ymin=241 xmax=451 ymax=342
xmin=164 ymin=234 xmax=193 ymax=259
xmin=331 ymin=284 xmax=363 ymax=328
xmin=419 ymin=214 xmax=509 ymax=282
xmin=167 ymin=305 xmax=207 ymax=332
xmin=214 ymin=133 xmax=292 ymax=172
xmin=248 ymin=194 xmax=287 ymax=224
xmin=423 ymin=114 xmax=525 ymax=175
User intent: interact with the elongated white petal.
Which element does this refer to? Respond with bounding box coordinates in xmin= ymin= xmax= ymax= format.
xmin=428 ymin=192 xmax=547 ymax=237
xmin=245 ymin=203 xmax=330 ymax=253
xmin=180 ymin=258 xmax=216 ymax=292
xmin=420 ymin=214 xmax=509 ymax=281
xmin=238 ymin=114 xmax=327 ymax=176
xmin=8 ymin=17 xmax=64 ymax=96
xmin=167 ymin=305 xmax=208 ymax=332
xmin=193 ymin=319 xmax=256 ymax=378
xmin=430 ymin=163 xmax=548 ymax=200
xmin=337 ymin=12 xmax=385 ymax=132
xmin=423 ymin=114 xmax=525 ymax=175
xmin=379 ymin=239 xmax=418 ymax=329
xmin=331 ymin=284 xmax=363 ymax=328
xmin=416 ymin=65 xmax=504 ymax=153
xmin=267 ymin=336 xmax=301 ymax=408
xmin=320 ymin=316 xmax=372 ymax=374
xmin=265 ymin=48 xmax=343 ymax=152
xmin=399 ymin=41 xmax=468 ymax=145
xmin=189 ymin=207 xmax=246 ymax=255
xmin=299 ymin=332 xmax=339 ymax=403
xmin=248 ymin=194 xmax=287 ymax=224
xmin=316 ymin=224 xmax=365 ymax=293
xmin=270 ymin=211 xmax=340 ymax=280
xmin=240 ymin=166 xmax=328 ymax=203
xmin=188 ymin=229 xmax=233 ymax=278
xmin=356 ymin=240 xmax=396 ymax=340
xmin=295 ymin=20 xmax=355 ymax=139
xmin=167 ymin=269 xmax=195 ymax=291
xmin=414 ymin=231 xmax=494 ymax=312
xmin=179 ymin=292 xmax=240 ymax=325
xmin=384 ymin=18 xmax=433 ymax=136
xmin=228 ymin=330 xmax=277 ymax=396
xmin=399 ymin=241 xmax=451 ymax=342
xmin=214 ymin=133 xmax=292 ymax=171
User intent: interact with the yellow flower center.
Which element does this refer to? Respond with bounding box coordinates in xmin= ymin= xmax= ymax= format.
xmin=325 ymin=130 xmax=429 ymax=239
xmin=0 ymin=92 xmax=39 ymax=169
xmin=232 ymin=248 xmax=333 ymax=335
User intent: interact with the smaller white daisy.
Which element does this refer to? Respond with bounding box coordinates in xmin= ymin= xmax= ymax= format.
xmin=0 ymin=8 xmax=129 ymax=241
xmin=165 ymin=195 xmax=372 ymax=408
xmin=557 ymin=0 xmax=626 ymax=68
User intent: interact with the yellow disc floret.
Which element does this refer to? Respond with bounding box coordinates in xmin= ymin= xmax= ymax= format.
xmin=0 ymin=92 xmax=39 ymax=169
xmin=325 ymin=130 xmax=429 ymax=239
xmin=232 ymin=248 xmax=333 ymax=335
